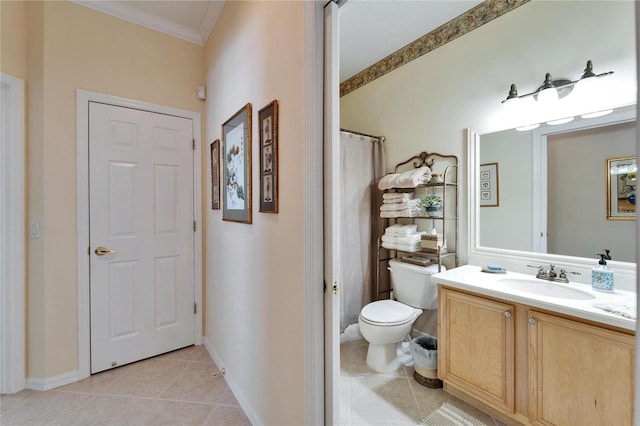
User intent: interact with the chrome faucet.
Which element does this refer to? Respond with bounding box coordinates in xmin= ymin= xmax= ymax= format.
xmin=526 ymin=264 xmax=581 ymax=283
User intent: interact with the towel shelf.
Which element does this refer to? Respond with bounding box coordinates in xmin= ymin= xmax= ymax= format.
xmin=374 ymin=151 xmax=459 ymax=301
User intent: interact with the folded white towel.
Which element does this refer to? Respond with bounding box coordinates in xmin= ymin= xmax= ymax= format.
xmin=383 ymin=197 xmax=415 ymax=204
xmin=380 ymin=199 xmax=421 ymax=211
xmin=381 ymin=241 xmax=421 ymax=252
xmin=378 ymin=166 xmax=432 ymax=190
xmin=382 ymin=193 xmax=414 ymax=202
xmin=385 ymin=224 xmax=417 ymax=235
xmin=381 ymin=232 xmax=425 ymax=244
xmin=380 ymin=208 xmax=421 ymax=218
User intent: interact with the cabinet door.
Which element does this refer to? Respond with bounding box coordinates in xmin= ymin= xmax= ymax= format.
xmin=439 ymin=288 xmax=515 ymax=413
xmin=528 ymin=310 xmax=634 ymax=426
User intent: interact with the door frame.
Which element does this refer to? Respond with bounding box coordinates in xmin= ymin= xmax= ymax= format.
xmin=0 ymin=72 xmax=26 ymax=394
xmin=76 ymin=90 xmax=203 ymax=380
xmin=323 ymin=1 xmax=341 ymax=424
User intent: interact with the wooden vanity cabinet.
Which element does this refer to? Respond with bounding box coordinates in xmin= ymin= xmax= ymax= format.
xmin=439 ymin=286 xmax=635 ymax=426
xmin=438 ymin=287 xmax=515 ymax=414
xmin=528 ymin=310 xmax=634 ymax=426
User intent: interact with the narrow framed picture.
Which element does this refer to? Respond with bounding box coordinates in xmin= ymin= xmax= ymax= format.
xmin=607 ymin=156 xmax=636 ymax=220
xmin=222 ymin=103 xmax=252 ymax=224
xmin=210 ymin=139 xmax=220 ymax=210
xmin=259 ymin=100 xmax=279 ymax=213
xmin=479 ymin=162 xmax=499 ymax=207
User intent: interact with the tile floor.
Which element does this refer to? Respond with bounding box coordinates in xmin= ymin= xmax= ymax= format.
xmin=340 ymin=337 xmax=505 ymax=426
xmin=0 ymin=345 xmax=251 ymax=426
xmin=2 ymin=340 xmax=504 ymax=426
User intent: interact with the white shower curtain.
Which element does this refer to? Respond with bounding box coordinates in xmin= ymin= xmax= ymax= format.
xmin=340 ymin=130 xmax=385 ymax=332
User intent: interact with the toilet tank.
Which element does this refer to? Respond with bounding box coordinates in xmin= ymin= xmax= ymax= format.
xmin=388 ymin=258 xmax=443 ymax=310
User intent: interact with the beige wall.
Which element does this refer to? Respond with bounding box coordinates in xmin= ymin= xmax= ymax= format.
xmin=341 ymin=1 xmax=636 ymax=264
xmin=203 ymin=1 xmax=305 ymax=424
xmin=23 ymin=1 xmax=205 ymax=379
xmin=1 ymin=0 xmax=28 ymax=79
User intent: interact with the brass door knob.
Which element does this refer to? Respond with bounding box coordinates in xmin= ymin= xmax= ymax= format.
xmin=95 ymin=246 xmax=116 ymax=256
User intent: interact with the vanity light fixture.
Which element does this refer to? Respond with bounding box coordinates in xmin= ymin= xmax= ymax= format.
xmin=502 ymin=60 xmax=614 ymax=106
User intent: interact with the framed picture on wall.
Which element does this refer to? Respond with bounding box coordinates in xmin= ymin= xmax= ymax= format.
xmin=210 ymin=139 xmax=220 ymax=210
xmin=607 ymin=156 xmax=636 ymax=220
xmin=479 ymin=162 xmax=499 ymax=207
xmin=259 ymin=100 xmax=279 ymax=213
xmin=222 ymin=103 xmax=252 ymax=224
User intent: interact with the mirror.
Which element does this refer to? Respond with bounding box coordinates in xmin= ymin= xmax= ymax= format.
xmin=478 ymin=106 xmax=636 ymax=263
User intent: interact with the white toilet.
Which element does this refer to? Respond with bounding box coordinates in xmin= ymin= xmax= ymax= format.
xmin=358 ymin=259 xmax=441 ymax=373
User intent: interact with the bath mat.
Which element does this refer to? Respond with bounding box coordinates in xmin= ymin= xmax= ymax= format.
xmin=418 ymin=402 xmax=489 ymax=426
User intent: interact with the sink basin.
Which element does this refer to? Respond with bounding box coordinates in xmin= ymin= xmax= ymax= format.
xmin=498 ymin=278 xmax=596 ymax=300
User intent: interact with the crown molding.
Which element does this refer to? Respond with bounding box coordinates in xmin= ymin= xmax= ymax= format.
xmin=71 ymin=1 xmax=223 ymax=46
xmin=199 ymin=1 xmax=225 ymax=45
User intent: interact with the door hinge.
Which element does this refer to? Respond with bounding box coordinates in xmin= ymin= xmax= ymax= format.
xmin=194 ymin=303 xmax=197 ymax=314
xmin=193 ymin=220 xmax=196 ymax=232
xmin=192 ymin=139 xmax=195 ymax=150
xmin=87 ymin=246 xmax=90 ymax=255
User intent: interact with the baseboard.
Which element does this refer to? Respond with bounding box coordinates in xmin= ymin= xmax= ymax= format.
xmin=25 ymin=370 xmax=79 ymax=391
xmin=202 ymin=337 xmax=261 ymax=425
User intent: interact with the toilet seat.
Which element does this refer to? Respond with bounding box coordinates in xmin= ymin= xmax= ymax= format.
xmin=359 ymin=300 xmax=420 ymax=327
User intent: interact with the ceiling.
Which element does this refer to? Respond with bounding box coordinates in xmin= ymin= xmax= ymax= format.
xmin=339 ymin=0 xmax=482 ymax=82
xmin=72 ymin=0 xmax=226 ymax=46
xmin=74 ymin=0 xmax=481 ymax=81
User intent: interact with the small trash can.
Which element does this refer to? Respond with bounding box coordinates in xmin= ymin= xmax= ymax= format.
xmin=410 ymin=335 xmax=443 ymax=388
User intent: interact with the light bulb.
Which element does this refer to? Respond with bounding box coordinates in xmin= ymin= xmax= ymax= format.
xmin=537 ymin=87 xmax=559 ymax=105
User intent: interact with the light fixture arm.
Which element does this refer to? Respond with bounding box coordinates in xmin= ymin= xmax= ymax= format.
xmin=501 ymin=60 xmax=614 ymax=104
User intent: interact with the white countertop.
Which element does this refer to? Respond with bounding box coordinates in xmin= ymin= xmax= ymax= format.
xmin=432 ymin=265 xmax=637 ymax=331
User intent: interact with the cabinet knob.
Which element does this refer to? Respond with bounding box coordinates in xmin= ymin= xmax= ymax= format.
xmin=528 ymin=318 xmax=537 ymax=325
xmin=503 ymin=311 xmax=512 ymax=318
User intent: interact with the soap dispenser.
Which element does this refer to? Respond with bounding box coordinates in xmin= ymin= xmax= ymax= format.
xmin=592 ymin=253 xmax=614 ymax=292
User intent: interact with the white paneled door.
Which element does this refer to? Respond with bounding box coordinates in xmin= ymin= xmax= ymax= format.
xmin=89 ymin=102 xmax=195 ymax=374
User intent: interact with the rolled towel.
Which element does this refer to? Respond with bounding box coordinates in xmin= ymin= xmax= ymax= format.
xmin=397 ymin=166 xmax=432 ymax=188
xmin=378 ymin=166 xmax=432 ymax=190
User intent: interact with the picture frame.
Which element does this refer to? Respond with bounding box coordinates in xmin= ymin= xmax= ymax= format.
xmin=258 ymin=100 xmax=279 ymax=213
xmin=479 ymin=162 xmax=499 ymax=207
xmin=210 ymin=139 xmax=220 ymax=210
xmin=222 ymin=103 xmax=252 ymax=224
xmin=606 ymin=156 xmax=636 ymax=220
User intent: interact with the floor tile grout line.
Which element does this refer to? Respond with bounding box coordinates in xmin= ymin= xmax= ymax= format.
xmin=52 ymin=388 xmax=227 ymax=407
xmin=405 ymin=373 xmax=424 ymax=423
xmin=154 ymin=359 xmax=194 ymax=399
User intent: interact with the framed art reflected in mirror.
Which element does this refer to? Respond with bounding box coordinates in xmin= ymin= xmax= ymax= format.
xmin=259 ymin=100 xmax=278 ymax=213
xmin=607 ymin=156 xmax=636 ymax=220
xmin=479 ymin=162 xmax=499 ymax=207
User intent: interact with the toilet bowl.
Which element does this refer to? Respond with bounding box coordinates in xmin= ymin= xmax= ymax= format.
xmin=358 ymin=300 xmax=421 ymax=373
xmin=359 ymin=259 xmax=441 ymax=373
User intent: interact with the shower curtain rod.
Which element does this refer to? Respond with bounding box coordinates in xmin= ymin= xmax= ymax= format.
xmin=340 ymin=128 xmax=385 ymax=143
